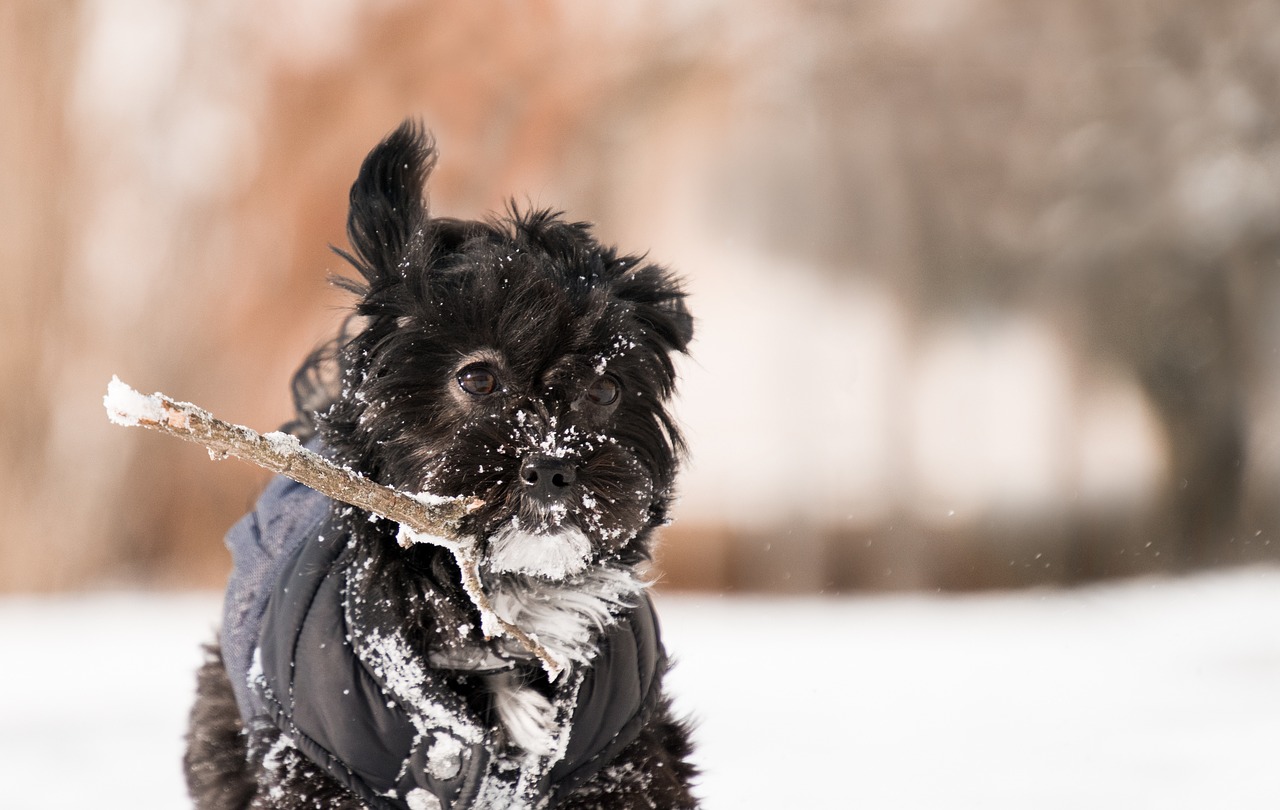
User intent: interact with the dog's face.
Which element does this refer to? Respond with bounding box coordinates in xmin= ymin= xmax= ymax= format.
xmin=319 ymin=122 xmax=692 ymax=580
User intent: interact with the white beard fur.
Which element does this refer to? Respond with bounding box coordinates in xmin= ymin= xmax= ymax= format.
xmin=486 ymin=526 xmax=593 ymax=580
xmin=484 ymin=564 xmax=650 ymax=755
xmin=484 ymin=670 xmax=559 ymax=757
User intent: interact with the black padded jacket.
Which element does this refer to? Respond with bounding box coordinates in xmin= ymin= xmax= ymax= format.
xmin=222 ymin=473 xmax=666 ymax=810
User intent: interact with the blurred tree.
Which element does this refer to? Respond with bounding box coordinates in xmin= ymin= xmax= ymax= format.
xmin=0 ymin=1 xmax=79 ymax=589
xmin=4 ymin=0 xmax=1277 ymax=591
xmin=722 ymin=0 xmax=1279 ymax=574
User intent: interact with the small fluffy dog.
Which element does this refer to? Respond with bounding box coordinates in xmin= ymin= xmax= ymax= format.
xmin=184 ymin=121 xmax=698 ymax=810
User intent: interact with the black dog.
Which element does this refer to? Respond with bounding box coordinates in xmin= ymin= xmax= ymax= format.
xmin=183 ymin=121 xmax=698 ymax=810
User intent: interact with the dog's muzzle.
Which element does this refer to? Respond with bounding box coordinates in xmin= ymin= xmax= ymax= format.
xmin=483 ymin=455 xmax=590 ymax=579
xmin=487 ymin=526 xmax=592 ymax=580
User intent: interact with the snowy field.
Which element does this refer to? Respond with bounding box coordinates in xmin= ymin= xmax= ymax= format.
xmin=1 ymin=568 xmax=1278 ymax=809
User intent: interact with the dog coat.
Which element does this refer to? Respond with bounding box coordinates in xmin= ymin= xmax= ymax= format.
xmin=221 ymin=471 xmax=666 ymax=810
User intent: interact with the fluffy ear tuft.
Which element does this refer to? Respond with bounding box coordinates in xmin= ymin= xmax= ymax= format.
xmin=339 ymin=119 xmax=438 ymax=286
xmin=614 ymin=263 xmax=694 ymax=355
xmin=659 ymin=294 xmax=694 ymax=353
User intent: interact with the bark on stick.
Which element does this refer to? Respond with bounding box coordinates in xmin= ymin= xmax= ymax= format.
xmin=103 ymin=376 xmax=565 ymax=678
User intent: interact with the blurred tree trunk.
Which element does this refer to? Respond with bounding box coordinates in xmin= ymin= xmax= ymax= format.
xmin=1116 ymin=255 xmax=1248 ymax=566
xmin=0 ymin=2 xmax=79 ymax=589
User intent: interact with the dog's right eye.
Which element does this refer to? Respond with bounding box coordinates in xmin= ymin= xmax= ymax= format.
xmin=457 ymin=365 xmax=499 ymax=396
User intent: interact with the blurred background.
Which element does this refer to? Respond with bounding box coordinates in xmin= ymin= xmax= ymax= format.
xmin=7 ymin=3 xmax=1280 ymax=808
xmin=4 ymin=0 xmax=1280 ymax=595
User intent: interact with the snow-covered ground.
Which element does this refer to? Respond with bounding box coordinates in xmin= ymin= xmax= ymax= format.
xmin=1 ymin=568 xmax=1277 ymax=808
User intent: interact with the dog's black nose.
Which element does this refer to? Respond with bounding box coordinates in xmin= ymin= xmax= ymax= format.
xmin=520 ymin=457 xmax=577 ymax=502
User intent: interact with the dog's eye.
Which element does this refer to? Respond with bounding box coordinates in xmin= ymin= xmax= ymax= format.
xmin=585 ymin=375 xmax=621 ymax=407
xmin=458 ymin=365 xmax=499 ymax=396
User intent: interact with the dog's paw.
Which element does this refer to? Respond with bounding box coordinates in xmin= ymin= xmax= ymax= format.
xmin=484 ymin=672 xmax=558 ymax=757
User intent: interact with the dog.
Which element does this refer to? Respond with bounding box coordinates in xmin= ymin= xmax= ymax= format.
xmin=182 ymin=120 xmax=699 ymax=810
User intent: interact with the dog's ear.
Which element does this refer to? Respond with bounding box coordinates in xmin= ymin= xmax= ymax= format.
xmin=647 ymin=293 xmax=695 ymax=355
xmin=614 ymin=263 xmax=694 ymax=355
xmin=339 ymin=119 xmax=437 ymax=287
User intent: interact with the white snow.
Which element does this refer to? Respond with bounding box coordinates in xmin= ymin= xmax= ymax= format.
xmin=406 ymin=787 xmax=443 ymax=810
xmin=396 ymin=525 xmax=464 ymax=554
xmin=355 ymin=625 xmax=485 ymax=782
xmin=407 ymin=489 xmax=466 ymax=509
xmin=260 ymin=430 xmax=303 ymax=456
xmin=1 ymin=568 xmax=1278 ymax=808
xmin=102 ymin=375 xmax=166 ymax=427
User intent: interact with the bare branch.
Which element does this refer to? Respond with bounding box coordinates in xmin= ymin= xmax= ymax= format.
xmin=103 ymin=376 xmax=566 ymax=679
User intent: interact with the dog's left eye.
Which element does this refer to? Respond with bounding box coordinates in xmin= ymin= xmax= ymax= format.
xmin=585 ymin=375 xmax=621 ymax=407
xmin=458 ymin=365 xmax=499 ymax=396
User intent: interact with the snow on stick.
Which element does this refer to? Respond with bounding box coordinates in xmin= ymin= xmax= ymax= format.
xmin=103 ymin=376 xmax=566 ymax=679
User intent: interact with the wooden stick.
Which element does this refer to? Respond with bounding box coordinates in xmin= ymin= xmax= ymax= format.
xmin=103 ymin=376 xmax=566 ymax=679
xmin=398 ymin=525 xmax=566 ymax=678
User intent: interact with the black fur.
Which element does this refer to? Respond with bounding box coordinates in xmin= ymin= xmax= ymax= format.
xmin=186 ymin=120 xmax=698 ymax=809
xmin=184 ymin=645 xmax=255 ymax=810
